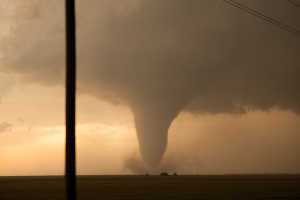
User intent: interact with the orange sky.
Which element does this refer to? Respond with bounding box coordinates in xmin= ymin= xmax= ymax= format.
xmin=0 ymin=83 xmax=299 ymax=175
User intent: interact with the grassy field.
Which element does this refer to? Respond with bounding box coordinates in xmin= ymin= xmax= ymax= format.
xmin=0 ymin=175 xmax=299 ymax=199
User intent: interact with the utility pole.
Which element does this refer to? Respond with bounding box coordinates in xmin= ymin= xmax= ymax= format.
xmin=65 ymin=0 xmax=76 ymax=199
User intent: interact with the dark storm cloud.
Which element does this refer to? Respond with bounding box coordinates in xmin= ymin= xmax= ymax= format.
xmin=0 ymin=0 xmax=299 ymax=168
xmin=0 ymin=0 xmax=65 ymax=86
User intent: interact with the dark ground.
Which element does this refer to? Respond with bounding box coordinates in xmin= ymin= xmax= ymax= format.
xmin=0 ymin=174 xmax=299 ymax=199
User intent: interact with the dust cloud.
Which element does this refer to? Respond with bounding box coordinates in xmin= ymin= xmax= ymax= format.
xmin=124 ymin=150 xmax=202 ymax=175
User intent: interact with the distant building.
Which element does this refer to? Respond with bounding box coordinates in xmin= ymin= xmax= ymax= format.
xmin=160 ymin=172 xmax=168 ymax=176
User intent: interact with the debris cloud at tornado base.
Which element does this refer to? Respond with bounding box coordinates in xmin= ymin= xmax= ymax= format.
xmin=0 ymin=0 xmax=299 ymax=169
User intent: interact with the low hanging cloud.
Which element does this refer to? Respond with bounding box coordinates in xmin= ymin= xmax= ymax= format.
xmin=0 ymin=0 xmax=299 ymax=168
xmin=0 ymin=74 xmax=14 ymax=103
xmin=0 ymin=122 xmax=12 ymax=133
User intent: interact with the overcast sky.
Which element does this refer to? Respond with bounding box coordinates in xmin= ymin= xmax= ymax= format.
xmin=0 ymin=0 xmax=299 ymax=175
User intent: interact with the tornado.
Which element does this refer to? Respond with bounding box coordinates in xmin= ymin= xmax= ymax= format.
xmin=128 ymin=92 xmax=191 ymax=168
xmin=133 ymin=110 xmax=171 ymax=168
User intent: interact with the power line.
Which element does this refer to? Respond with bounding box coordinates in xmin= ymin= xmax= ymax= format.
xmin=223 ymin=0 xmax=300 ymax=36
xmin=287 ymin=0 xmax=300 ymax=8
xmin=224 ymin=0 xmax=300 ymax=35
xmin=229 ymin=0 xmax=300 ymax=33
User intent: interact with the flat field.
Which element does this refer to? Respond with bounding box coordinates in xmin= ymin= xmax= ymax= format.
xmin=0 ymin=174 xmax=299 ymax=199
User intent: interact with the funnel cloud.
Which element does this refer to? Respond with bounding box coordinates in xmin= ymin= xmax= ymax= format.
xmin=0 ymin=0 xmax=299 ymax=168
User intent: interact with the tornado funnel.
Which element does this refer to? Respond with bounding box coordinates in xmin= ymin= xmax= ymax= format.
xmin=129 ymin=93 xmax=190 ymax=168
xmin=134 ymin=112 xmax=170 ymax=168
